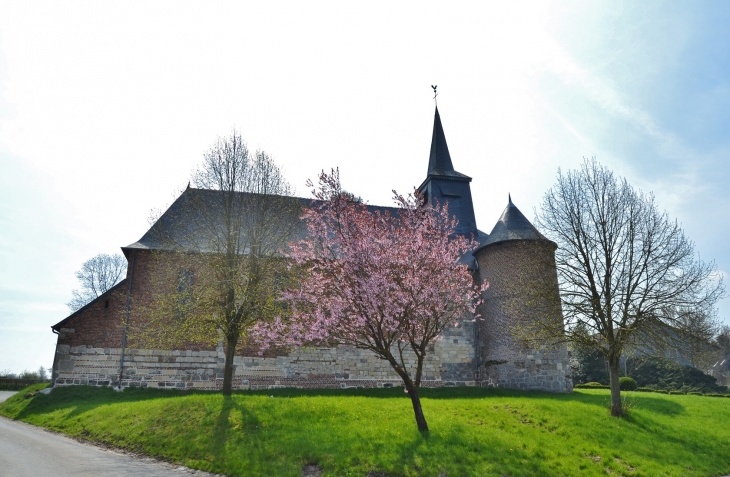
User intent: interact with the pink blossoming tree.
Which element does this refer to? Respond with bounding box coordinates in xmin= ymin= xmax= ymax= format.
xmin=256 ymin=170 xmax=486 ymax=432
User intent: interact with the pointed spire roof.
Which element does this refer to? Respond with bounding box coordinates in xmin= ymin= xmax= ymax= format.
xmin=475 ymin=197 xmax=550 ymax=251
xmin=428 ymin=107 xmax=454 ymax=174
xmin=426 ymin=107 xmax=469 ymax=179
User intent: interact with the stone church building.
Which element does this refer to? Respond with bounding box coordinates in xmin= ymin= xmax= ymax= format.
xmin=51 ymin=108 xmax=573 ymax=393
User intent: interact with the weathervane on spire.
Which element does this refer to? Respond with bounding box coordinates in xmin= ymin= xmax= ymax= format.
xmin=431 ymin=85 xmax=438 ymax=105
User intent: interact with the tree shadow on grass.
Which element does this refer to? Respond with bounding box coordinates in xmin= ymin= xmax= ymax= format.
xmin=569 ymin=389 xmax=685 ymax=416
xmin=588 ymin=407 xmax=729 ymax=475
xmin=9 ymin=388 xmax=281 ymax=473
xmin=210 ymin=396 xmax=261 ymax=468
xmin=8 ymin=385 xmax=727 ymax=476
xmin=8 ymin=385 xmax=685 ymax=422
xmin=352 ymin=423 xmax=558 ymax=476
xmin=248 ymin=386 xmax=687 ymax=417
xmin=9 ymin=385 xmax=221 ymax=421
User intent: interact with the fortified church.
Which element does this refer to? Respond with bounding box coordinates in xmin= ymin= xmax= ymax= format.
xmin=51 ymin=107 xmax=573 ymax=393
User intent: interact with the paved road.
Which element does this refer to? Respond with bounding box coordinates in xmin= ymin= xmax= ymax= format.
xmin=0 ymin=391 xmax=219 ymax=477
xmin=0 ymin=391 xmax=18 ymax=403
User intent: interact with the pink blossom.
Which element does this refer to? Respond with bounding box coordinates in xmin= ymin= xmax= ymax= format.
xmin=254 ymin=169 xmax=487 ymax=431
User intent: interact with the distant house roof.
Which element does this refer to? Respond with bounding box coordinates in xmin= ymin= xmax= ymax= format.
xmin=475 ymin=196 xmax=551 ymax=252
xmin=712 ymin=356 xmax=730 ymax=372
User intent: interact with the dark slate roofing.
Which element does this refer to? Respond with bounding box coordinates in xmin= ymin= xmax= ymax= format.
xmin=474 ymin=196 xmax=550 ymax=252
xmin=124 ymin=188 xmax=308 ymax=252
xmin=124 ymin=187 xmax=401 ymax=253
xmin=123 ymin=187 xmax=485 ymax=269
xmin=51 ymin=279 xmax=128 ymax=332
xmin=426 ymin=107 xmax=470 ymax=180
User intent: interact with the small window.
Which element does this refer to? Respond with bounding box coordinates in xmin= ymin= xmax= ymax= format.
xmin=177 ymin=269 xmax=194 ymax=292
xmin=175 ymin=269 xmax=195 ymax=320
xmin=104 ymin=300 xmax=109 ymax=308
xmin=438 ymin=183 xmax=463 ymax=197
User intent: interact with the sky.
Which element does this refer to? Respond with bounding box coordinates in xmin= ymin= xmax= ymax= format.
xmin=1 ymin=1 xmax=729 ymax=373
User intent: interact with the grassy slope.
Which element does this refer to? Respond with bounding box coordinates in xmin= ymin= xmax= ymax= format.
xmin=1 ymin=385 xmax=729 ymax=477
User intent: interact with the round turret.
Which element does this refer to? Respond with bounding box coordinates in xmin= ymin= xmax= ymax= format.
xmin=473 ymin=197 xmax=572 ymax=392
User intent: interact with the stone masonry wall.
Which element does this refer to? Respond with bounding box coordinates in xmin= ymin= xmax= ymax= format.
xmin=53 ymin=320 xmax=477 ymax=390
xmin=474 ymin=240 xmax=572 ymax=392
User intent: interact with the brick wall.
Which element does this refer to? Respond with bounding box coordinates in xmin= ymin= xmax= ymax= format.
xmin=55 ymin=283 xmax=127 ymax=349
xmin=474 ymin=240 xmax=572 ymax=392
xmin=53 ymin=249 xmax=478 ymax=389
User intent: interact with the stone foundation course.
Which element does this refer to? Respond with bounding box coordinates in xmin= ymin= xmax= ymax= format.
xmin=53 ymin=323 xmax=478 ymax=390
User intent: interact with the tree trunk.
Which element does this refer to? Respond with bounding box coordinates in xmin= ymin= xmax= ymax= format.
xmin=222 ymin=335 xmax=238 ymax=396
xmin=608 ymin=355 xmax=622 ymax=417
xmin=404 ymin=380 xmax=429 ymax=433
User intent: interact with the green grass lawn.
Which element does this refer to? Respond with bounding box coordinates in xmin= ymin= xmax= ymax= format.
xmin=2 ymin=384 xmax=729 ymax=476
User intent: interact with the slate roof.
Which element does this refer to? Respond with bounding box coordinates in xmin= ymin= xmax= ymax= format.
xmin=426 ymin=107 xmax=470 ymax=180
xmin=122 ymin=187 xmax=486 ymax=270
xmin=474 ymin=196 xmax=550 ymax=253
xmin=123 ymin=187 xmax=403 ymax=254
xmin=124 ymin=188 xmax=313 ymax=253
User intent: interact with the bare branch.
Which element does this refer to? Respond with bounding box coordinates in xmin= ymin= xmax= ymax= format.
xmin=533 ymin=158 xmax=725 ymax=415
xmin=67 ymin=253 xmax=127 ymax=311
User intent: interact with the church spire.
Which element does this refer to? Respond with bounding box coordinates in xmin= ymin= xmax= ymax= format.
xmin=417 ymin=102 xmax=477 ymax=237
xmin=427 ymin=107 xmax=455 ymax=176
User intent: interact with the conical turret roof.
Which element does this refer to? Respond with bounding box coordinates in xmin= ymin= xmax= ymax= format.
xmin=475 ymin=196 xmax=549 ymax=252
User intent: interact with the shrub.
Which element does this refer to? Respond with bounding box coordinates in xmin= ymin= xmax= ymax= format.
xmin=619 ymin=377 xmax=638 ymax=391
xmin=571 ymin=347 xmax=610 ymax=385
xmin=669 ymin=390 xmax=684 ymax=395
xmin=627 ymin=356 xmax=725 ymax=394
xmin=636 ymin=387 xmax=655 ymax=392
xmin=584 ymin=382 xmax=604 ymax=386
xmin=688 ymin=392 xmax=702 ymax=396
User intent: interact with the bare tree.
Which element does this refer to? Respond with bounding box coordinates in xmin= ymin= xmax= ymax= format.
xmin=37 ymin=366 xmax=49 ymax=381
xmin=533 ymin=158 xmax=724 ymax=416
xmin=67 ymin=253 xmax=127 ymax=311
xmin=134 ymin=131 xmax=301 ymax=395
